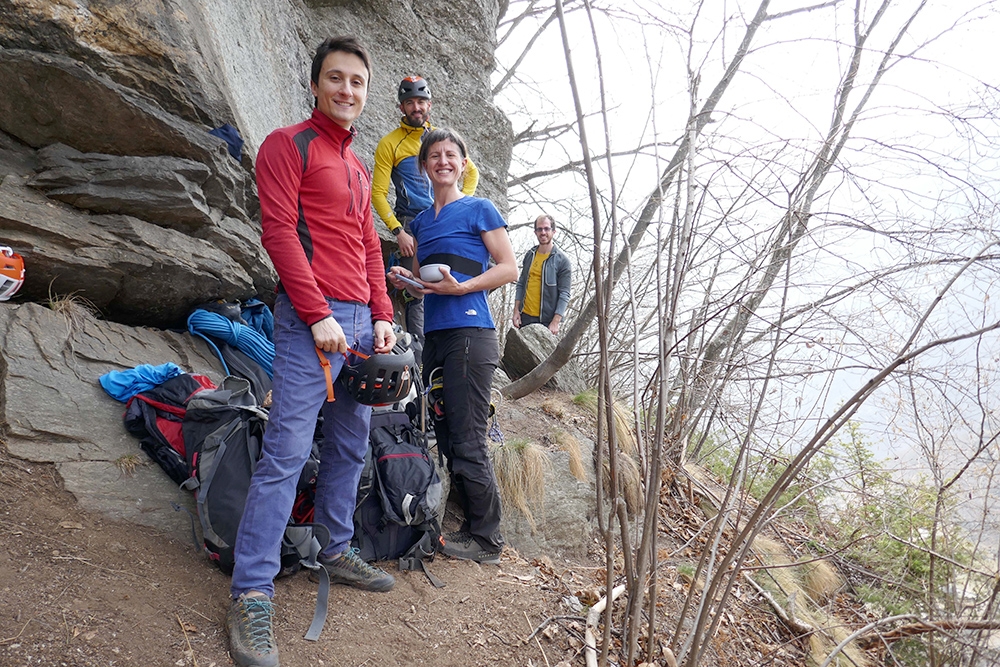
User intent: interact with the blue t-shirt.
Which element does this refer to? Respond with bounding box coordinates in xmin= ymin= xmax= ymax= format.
xmin=410 ymin=196 xmax=507 ymax=333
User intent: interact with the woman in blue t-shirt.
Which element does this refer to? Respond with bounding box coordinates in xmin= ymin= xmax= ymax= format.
xmin=388 ymin=128 xmax=518 ymax=564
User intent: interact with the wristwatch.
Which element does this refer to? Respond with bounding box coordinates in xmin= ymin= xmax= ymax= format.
xmin=392 ymin=227 xmax=403 ymax=236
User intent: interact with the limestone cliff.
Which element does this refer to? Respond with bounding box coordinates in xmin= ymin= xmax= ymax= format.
xmin=0 ymin=0 xmax=512 ymax=327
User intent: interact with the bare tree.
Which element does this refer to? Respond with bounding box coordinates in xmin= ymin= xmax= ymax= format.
xmin=494 ymin=0 xmax=1000 ymax=664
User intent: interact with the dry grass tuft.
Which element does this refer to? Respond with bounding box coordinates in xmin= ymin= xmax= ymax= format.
xmin=600 ymin=451 xmax=644 ymax=516
xmin=752 ymin=535 xmax=787 ymax=560
xmin=46 ymin=291 xmax=100 ymax=340
xmin=551 ymin=429 xmax=586 ymax=481
xmin=573 ymin=389 xmax=638 ymax=457
xmin=801 ymin=559 xmax=842 ymax=605
xmin=752 ymin=536 xmax=865 ymax=667
xmin=541 ymin=399 xmax=565 ymax=419
xmin=114 ymin=454 xmax=144 ymax=478
xmin=490 ymin=437 xmax=550 ymax=532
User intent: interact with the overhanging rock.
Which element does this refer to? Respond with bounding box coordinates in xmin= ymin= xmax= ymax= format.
xmin=0 ymin=49 xmax=256 ymax=223
xmin=0 ymin=175 xmax=257 ymax=328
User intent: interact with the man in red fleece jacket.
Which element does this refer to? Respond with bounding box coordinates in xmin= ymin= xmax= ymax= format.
xmin=226 ymin=36 xmax=397 ymax=667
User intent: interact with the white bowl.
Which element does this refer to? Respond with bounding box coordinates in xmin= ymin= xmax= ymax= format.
xmin=420 ymin=263 xmax=449 ymax=283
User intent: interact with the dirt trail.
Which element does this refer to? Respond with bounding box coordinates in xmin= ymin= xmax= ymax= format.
xmin=0 ymin=446 xmax=593 ymax=667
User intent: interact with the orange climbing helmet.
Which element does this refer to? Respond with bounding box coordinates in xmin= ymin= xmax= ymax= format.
xmin=0 ymin=246 xmax=25 ymax=301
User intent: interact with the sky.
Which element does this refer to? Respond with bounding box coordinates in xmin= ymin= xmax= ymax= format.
xmin=491 ymin=0 xmax=1000 ymax=496
xmin=495 ymin=0 xmax=1000 ymax=244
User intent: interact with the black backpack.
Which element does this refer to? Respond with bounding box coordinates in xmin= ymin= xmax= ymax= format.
xmin=179 ymin=377 xmax=332 ymax=639
xmin=180 ymin=377 xmax=270 ymax=573
xmin=352 ymin=409 xmax=444 ymax=585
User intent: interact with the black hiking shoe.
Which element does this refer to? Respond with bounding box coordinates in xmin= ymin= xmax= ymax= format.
xmin=438 ymin=531 xmax=503 ymax=565
xmin=227 ymin=592 xmax=279 ymax=667
xmin=319 ymin=547 xmax=396 ymax=592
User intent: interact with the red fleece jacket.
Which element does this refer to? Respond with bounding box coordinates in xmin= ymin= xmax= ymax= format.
xmin=257 ymin=109 xmax=392 ymax=326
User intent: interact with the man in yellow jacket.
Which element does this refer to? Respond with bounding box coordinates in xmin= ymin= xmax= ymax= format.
xmin=372 ymin=76 xmax=479 ymax=364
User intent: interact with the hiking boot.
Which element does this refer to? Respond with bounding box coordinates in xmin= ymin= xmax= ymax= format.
xmin=227 ymin=592 xmax=279 ymax=667
xmin=319 ymin=547 xmax=395 ymax=592
xmin=438 ymin=531 xmax=503 ymax=565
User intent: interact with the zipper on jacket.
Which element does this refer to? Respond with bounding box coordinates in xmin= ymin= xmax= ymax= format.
xmin=341 ymin=135 xmax=356 ymax=214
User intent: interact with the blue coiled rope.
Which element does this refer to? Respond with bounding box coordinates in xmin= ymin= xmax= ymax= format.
xmin=187 ymin=309 xmax=275 ymax=378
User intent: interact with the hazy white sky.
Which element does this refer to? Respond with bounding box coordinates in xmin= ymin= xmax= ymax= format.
xmin=495 ymin=0 xmax=1000 ymax=241
xmin=492 ymin=0 xmax=1000 ymax=470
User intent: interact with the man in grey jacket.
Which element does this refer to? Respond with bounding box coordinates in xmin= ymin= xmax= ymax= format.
xmin=513 ymin=214 xmax=572 ymax=335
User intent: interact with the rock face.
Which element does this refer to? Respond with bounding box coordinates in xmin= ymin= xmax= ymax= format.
xmin=0 ymin=302 xmax=223 ymax=532
xmin=0 ymin=0 xmax=512 ymax=328
xmin=502 ymin=324 xmax=590 ymax=394
xmin=0 ymin=174 xmax=258 ymax=327
xmin=29 ymin=144 xmax=216 ymax=232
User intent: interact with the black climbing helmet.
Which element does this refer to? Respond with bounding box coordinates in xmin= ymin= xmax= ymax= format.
xmin=398 ymin=76 xmax=431 ymax=103
xmin=341 ymin=348 xmax=416 ymax=406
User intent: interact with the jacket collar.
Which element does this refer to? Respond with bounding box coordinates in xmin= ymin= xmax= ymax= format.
xmin=534 ymin=242 xmax=561 ymax=256
xmin=398 ymin=118 xmax=432 ymax=133
xmin=309 ymin=108 xmax=356 ymax=146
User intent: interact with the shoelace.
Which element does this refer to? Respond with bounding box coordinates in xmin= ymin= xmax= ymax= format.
xmin=343 ymin=548 xmax=384 ymax=577
xmin=240 ymin=597 xmax=276 ymax=651
xmin=446 ymin=531 xmax=475 ymax=546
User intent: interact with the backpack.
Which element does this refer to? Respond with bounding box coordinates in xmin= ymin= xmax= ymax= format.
xmin=122 ymin=373 xmax=215 ymax=485
xmin=180 ymin=376 xmax=270 ymax=574
xmin=352 ymin=409 xmax=444 ymax=585
xmin=179 ymin=376 xmax=332 ymax=640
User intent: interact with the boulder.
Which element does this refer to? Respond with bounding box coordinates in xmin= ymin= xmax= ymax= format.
xmin=502 ymin=324 xmax=589 ymax=394
xmin=0 ymin=175 xmax=257 ymax=328
xmin=0 ymin=302 xmax=224 ymax=532
xmin=493 ymin=398 xmax=598 ymax=560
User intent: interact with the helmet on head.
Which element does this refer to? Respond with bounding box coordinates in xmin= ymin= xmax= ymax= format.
xmin=397 ymin=76 xmax=431 ymax=103
xmin=0 ymin=246 xmax=25 ymax=301
xmin=341 ymin=348 xmax=416 ymax=406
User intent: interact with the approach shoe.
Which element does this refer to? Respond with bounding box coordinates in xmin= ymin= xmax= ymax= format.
xmin=439 ymin=531 xmax=503 ymax=565
xmin=227 ymin=592 xmax=279 ymax=667
xmin=319 ymin=547 xmax=396 ymax=592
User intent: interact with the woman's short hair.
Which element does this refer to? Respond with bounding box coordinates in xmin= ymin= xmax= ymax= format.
xmin=418 ymin=128 xmax=469 ymax=173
